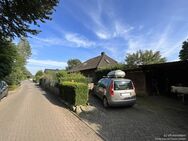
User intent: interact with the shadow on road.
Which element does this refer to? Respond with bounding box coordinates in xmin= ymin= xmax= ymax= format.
xmin=36 ymin=85 xmax=67 ymax=109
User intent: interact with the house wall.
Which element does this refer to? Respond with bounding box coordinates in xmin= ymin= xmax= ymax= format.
xmin=125 ymin=70 xmax=147 ymax=96
xmin=80 ymin=69 xmax=96 ymax=83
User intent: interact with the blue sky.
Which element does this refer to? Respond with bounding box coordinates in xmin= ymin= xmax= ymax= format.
xmin=23 ymin=0 xmax=188 ymax=74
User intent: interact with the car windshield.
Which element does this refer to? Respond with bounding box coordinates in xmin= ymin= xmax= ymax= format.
xmin=114 ymin=80 xmax=133 ymax=90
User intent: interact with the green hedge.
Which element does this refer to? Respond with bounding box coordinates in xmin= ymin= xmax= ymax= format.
xmin=59 ymin=81 xmax=88 ymax=106
xmin=94 ymin=64 xmax=127 ymax=83
xmin=57 ymin=71 xmax=88 ymax=84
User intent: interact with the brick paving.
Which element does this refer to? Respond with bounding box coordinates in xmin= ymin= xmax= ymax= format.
xmin=79 ymin=94 xmax=188 ymax=141
xmin=0 ymin=81 xmax=102 ymax=141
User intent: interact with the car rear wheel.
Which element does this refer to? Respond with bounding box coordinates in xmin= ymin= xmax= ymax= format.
xmin=103 ymin=97 xmax=109 ymax=108
xmin=5 ymin=92 xmax=8 ymax=97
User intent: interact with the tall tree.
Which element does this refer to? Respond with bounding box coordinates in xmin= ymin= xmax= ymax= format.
xmin=179 ymin=39 xmax=188 ymax=61
xmin=0 ymin=40 xmax=17 ymax=79
xmin=2 ymin=38 xmax=32 ymax=84
xmin=0 ymin=0 xmax=59 ymax=40
xmin=125 ymin=50 xmax=166 ymax=68
xmin=66 ymin=59 xmax=82 ymax=70
xmin=17 ymin=38 xmax=32 ymax=71
xmin=17 ymin=38 xmax=32 ymax=60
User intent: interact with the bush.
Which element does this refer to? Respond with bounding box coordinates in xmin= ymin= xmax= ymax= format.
xmin=57 ymin=71 xmax=88 ymax=84
xmin=34 ymin=70 xmax=44 ymax=83
xmin=59 ymin=81 xmax=88 ymax=106
xmin=95 ymin=64 xmax=127 ymax=83
xmin=43 ymin=71 xmax=58 ymax=87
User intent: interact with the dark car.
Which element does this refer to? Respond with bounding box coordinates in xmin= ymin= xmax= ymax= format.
xmin=0 ymin=81 xmax=8 ymax=101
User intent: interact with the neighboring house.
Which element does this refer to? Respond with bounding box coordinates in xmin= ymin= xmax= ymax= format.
xmin=44 ymin=69 xmax=59 ymax=73
xmin=69 ymin=52 xmax=118 ymax=82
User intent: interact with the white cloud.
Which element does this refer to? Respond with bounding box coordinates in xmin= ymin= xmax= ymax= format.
xmin=65 ymin=33 xmax=95 ymax=48
xmin=30 ymin=33 xmax=96 ymax=49
xmin=31 ymin=37 xmax=66 ymax=47
xmin=70 ymin=1 xmax=135 ymax=41
xmin=28 ymin=59 xmax=67 ymax=67
xmin=94 ymin=22 xmax=134 ymax=40
xmin=95 ymin=31 xmax=110 ymax=40
xmin=27 ymin=59 xmax=67 ymax=75
xmin=124 ymin=24 xmax=188 ymax=61
xmin=113 ymin=22 xmax=134 ymax=38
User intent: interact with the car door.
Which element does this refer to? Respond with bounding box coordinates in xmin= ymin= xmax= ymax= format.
xmin=95 ymin=79 xmax=105 ymax=99
xmin=98 ymin=79 xmax=107 ymax=99
xmin=0 ymin=81 xmax=3 ymax=99
xmin=2 ymin=82 xmax=8 ymax=97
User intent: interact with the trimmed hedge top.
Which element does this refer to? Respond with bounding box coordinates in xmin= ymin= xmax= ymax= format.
xmin=57 ymin=71 xmax=88 ymax=84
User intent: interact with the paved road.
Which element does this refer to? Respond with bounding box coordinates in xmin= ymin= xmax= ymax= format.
xmin=79 ymin=93 xmax=188 ymax=141
xmin=0 ymin=81 xmax=102 ymax=141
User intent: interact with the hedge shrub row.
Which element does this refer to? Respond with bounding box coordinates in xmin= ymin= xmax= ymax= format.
xmin=59 ymin=81 xmax=88 ymax=106
xmin=39 ymin=70 xmax=89 ymax=106
xmin=57 ymin=70 xmax=88 ymax=84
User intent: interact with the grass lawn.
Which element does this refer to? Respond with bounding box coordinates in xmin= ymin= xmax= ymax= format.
xmin=8 ymin=84 xmax=20 ymax=91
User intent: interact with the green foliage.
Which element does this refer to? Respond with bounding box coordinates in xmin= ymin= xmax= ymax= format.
xmin=39 ymin=70 xmax=88 ymax=106
xmin=0 ymin=40 xmax=17 ymax=79
xmin=179 ymin=40 xmax=188 ymax=61
xmin=8 ymin=84 xmax=20 ymax=91
xmin=56 ymin=70 xmax=68 ymax=80
xmin=57 ymin=71 xmax=88 ymax=84
xmin=125 ymin=50 xmax=166 ymax=68
xmin=66 ymin=59 xmax=81 ymax=70
xmin=94 ymin=64 xmax=127 ymax=83
xmin=98 ymin=63 xmax=126 ymax=71
xmin=4 ymin=38 xmax=32 ymax=85
xmin=59 ymin=81 xmax=88 ymax=106
xmin=17 ymin=38 xmax=32 ymax=61
xmin=34 ymin=70 xmax=44 ymax=83
xmin=0 ymin=0 xmax=59 ymax=40
xmin=43 ymin=71 xmax=58 ymax=87
xmin=23 ymin=68 xmax=33 ymax=78
xmin=4 ymin=68 xmax=22 ymax=85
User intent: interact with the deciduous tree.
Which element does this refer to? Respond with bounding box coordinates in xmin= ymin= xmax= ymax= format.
xmin=0 ymin=0 xmax=59 ymax=40
xmin=179 ymin=39 xmax=188 ymax=61
xmin=66 ymin=59 xmax=82 ymax=70
xmin=125 ymin=50 xmax=166 ymax=68
xmin=0 ymin=40 xmax=17 ymax=79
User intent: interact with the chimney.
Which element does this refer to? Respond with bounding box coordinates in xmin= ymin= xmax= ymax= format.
xmin=101 ymin=52 xmax=105 ymax=56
